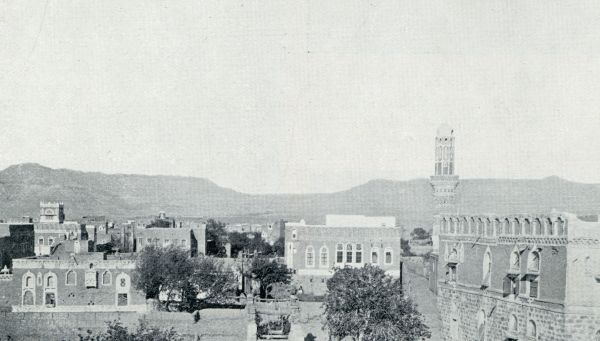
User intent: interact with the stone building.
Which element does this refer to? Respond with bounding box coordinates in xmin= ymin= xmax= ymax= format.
xmin=34 ymin=202 xmax=95 ymax=256
xmin=433 ymin=212 xmax=600 ymax=340
xmin=284 ymin=216 xmax=402 ymax=296
xmin=0 ymin=238 xmax=145 ymax=312
xmin=134 ymin=224 xmax=206 ymax=257
xmin=0 ymin=221 xmax=35 ymax=269
xmin=429 ymin=124 xmax=460 ymax=293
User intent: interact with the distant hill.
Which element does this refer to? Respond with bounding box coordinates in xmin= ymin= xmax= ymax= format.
xmin=0 ymin=163 xmax=598 ymax=227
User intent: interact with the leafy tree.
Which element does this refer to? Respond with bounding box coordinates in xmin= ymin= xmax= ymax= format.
xmin=133 ymin=245 xmax=237 ymax=311
xmin=79 ymin=320 xmax=182 ymax=341
xmin=410 ymin=227 xmax=431 ymax=240
xmin=229 ymin=231 xmax=274 ymax=258
xmin=323 ymin=264 xmax=430 ymax=341
xmin=250 ymin=257 xmax=291 ymax=298
xmin=400 ymin=239 xmax=415 ymax=256
xmin=206 ymin=219 xmax=227 ymax=256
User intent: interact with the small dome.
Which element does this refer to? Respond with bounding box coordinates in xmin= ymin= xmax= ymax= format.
xmin=436 ymin=124 xmax=454 ymax=137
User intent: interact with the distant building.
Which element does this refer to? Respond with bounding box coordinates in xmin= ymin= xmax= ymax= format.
xmin=226 ymin=220 xmax=286 ymax=245
xmin=134 ymin=225 xmax=206 ymax=257
xmin=285 ymin=216 xmax=402 ymax=296
xmin=34 ymin=202 xmax=94 ymax=256
xmin=0 ymin=221 xmax=35 ymax=269
xmin=325 ymin=214 xmax=396 ymax=228
xmin=434 ymin=212 xmax=600 ymax=340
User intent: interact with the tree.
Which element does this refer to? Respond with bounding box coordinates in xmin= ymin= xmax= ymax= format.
xmin=400 ymin=239 xmax=415 ymax=256
xmin=250 ymin=257 xmax=291 ymax=298
xmin=272 ymin=237 xmax=285 ymax=257
xmin=206 ymin=219 xmax=227 ymax=256
xmin=323 ymin=264 xmax=431 ymax=341
xmin=410 ymin=227 xmax=431 ymax=240
xmin=229 ymin=231 xmax=274 ymax=258
xmin=79 ymin=320 xmax=182 ymax=341
xmin=183 ymin=256 xmax=238 ymax=309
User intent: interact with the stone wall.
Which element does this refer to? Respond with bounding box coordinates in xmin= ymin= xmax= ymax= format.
xmin=438 ymin=285 xmax=600 ymax=341
xmin=0 ymin=309 xmax=248 ymax=340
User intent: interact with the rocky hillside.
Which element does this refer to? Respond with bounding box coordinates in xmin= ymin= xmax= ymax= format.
xmin=0 ymin=163 xmax=598 ymax=226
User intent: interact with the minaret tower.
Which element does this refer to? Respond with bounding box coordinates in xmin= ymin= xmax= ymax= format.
xmin=430 ymin=124 xmax=460 ymax=213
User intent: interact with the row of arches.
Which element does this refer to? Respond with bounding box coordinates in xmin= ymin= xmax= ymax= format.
xmin=21 ymin=271 xmax=130 ymax=307
xmin=477 ymin=310 xmax=539 ymax=340
xmin=440 ymin=215 xmax=567 ymax=237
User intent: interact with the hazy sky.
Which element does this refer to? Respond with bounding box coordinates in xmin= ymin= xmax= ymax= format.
xmin=1 ymin=1 xmax=600 ymax=193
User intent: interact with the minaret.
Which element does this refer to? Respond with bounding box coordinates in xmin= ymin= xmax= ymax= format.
xmin=430 ymin=124 xmax=460 ymax=213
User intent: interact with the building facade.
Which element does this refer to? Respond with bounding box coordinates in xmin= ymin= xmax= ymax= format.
xmin=34 ymin=202 xmax=94 ymax=256
xmin=284 ymin=217 xmax=402 ymax=296
xmin=434 ymin=212 xmax=600 ymax=340
xmin=134 ymin=224 xmax=206 ymax=257
xmin=0 ymin=221 xmax=35 ymax=269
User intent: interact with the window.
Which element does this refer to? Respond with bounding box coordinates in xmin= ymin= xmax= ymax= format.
xmin=146 ymin=238 xmax=152 ymax=244
xmin=47 ymin=275 xmax=56 ymax=288
xmin=319 ymin=246 xmax=329 ymax=267
xmin=546 ymin=218 xmax=554 ymax=235
xmin=508 ymin=314 xmax=518 ymax=333
xmin=164 ymin=239 xmax=170 ymax=246
xmin=102 ymin=271 xmax=112 ymax=285
xmin=446 ymin=264 xmax=457 ymax=282
xmin=503 ymin=276 xmax=519 ymax=297
xmin=336 ymin=244 xmax=344 ymax=264
xmin=23 ymin=290 xmax=34 ymax=305
xmin=527 ymin=320 xmax=537 ymax=338
xmin=25 ymin=276 xmax=33 ymax=287
xmin=306 ymin=246 xmax=315 ymax=267
xmin=482 ymin=251 xmax=492 ymax=288
xmin=48 ymin=237 xmax=54 ymax=245
xmin=528 ymin=250 xmax=540 ymax=272
xmin=346 ymin=244 xmax=353 ymax=263
xmin=38 ymin=238 xmax=44 ymax=245
xmin=66 ymin=270 xmax=76 ymax=286
xmin=355 ymin=244 xmax=362 ymax=263
xmin=510 ymin=250 xmax=520 ymax=272
xmin=529 ymin=278 xmax=539 ymax=298
xmin=292 ymin=230 xmax=297 ymax=240
xmin=181 ymin=239 xmax=186 ymax=246
xmin=371 ymin=248 xmax=379 ymax=264
xmin=117 ymin=293 xmax=128 ymax=306
xmin=45 ymin=293 xmax=56 ymax=307
xmin=384 ymin=248 xmax=393 ymax=265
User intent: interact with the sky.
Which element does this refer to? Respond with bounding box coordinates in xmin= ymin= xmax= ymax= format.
xmin=1 ymin=1 xmax=600 ymax=194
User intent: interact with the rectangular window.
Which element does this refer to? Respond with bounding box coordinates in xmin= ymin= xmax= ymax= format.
xmin=48 ymin=238 xmax=54 ymax=245
xmin=355 ymin=244 xmax=362 ymax=263
xmin=38 ymin=238 xmax=44 ymax=245
xmin=529 ymin=280 xmax=538 ymax=298
xmin=117 ymin=293 xmax=128 ymax=306
xmin=346 ymin=250 xmax=353 ymax=263
xmin=147 ymin=238 xmax=152 ymax=244
xmin=336 ymin=244 xmax=344 ymax=263
xmin=181 ymin=239 xmax=186 ymax=246
xmin=385 ymin=251 xmax=392 ymax=264
xmin=45 ymin=293 xmax=56 ymax=307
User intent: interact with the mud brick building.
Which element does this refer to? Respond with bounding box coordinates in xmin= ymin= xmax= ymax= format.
xmin=433 ymin=212 xmax=600 ymax=340
xmin=284 ymin=216 xmax=402 ymax=295
xmin=0 ymin=221 xmax=35 ymax=269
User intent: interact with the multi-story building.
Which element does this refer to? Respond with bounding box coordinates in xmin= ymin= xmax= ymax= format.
xmin=433 ymin=212 xmax=600 ymax=340
xmin=134 ymin=224 xmax=206 ymax=257
xmin=429 ymin=124 xmax=460 ymax=293
xmin=284 ymin=216 xmax=402 ymax=296
xmin=34 ymin=202 xmax=94 ymax=256
xmin=0 ymin=220 xmax=35 ymax=269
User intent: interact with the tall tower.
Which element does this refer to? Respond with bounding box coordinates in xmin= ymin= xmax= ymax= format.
xmin=39 ymin=202 xmax=65 ymax=224
xmin=429 ymin=124 xmax=460 ymax=213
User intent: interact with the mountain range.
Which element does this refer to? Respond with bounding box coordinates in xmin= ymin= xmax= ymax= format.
xmin=0 ymin=163 xmax=599 ymax=227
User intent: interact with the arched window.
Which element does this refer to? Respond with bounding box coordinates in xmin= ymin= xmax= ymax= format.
xmin=306 ymin=246 xmax=315 ymax=267
xmin=46 ymin=274 xmax=56 ymax=288
xmin=524 ymin=219 xmax=531 ymax=235
xmin=477 ymin=310 xmax=486 ymax=341
xmin=371 ymin=248 xmax=379 ymax=264
xmin=510 ymin=250 xmax=520 ymax=271
xmin=533 ymin=218 xmax=542 ymax=235
xmin=291 ymin=230 xmax=297 ymax=240
xmin=25 ymin=275 xmax=33 ymax=288
xmin=441 ymin=218 xmax=447 ymax=234
xmin=546 ymin=218 xmax=554 ymax=235
xmin=449 ymin=219 xmax=455 ymax=234
xmin=22 ymin=290 xmax=34 ymax=305
xmin=318 ymin=246 xmax=329 ymax=267
xmin=65 ymin=270 xmax=76 ymax=286
xmin=477 ymin=218 xmax=483 ymax=235
xmin=355 ymin=244 xmax=363 ymax=263
xmin=528 ymin=250 xmax=540 ymax=272
xmin=485 ymin=218 xmax=492 ymax=237
xmin=556 ymin=217 xmax=565 ymax=235
xmin=527 ymin=320 xmax=537 ymax=338
xmin=346 ymin=244 xmax=353 ymax=263
xmin=509 ymin=314 xmax=518 ymax=333
xmin=102 ymin=271 xmax=112 ymax=285
xmin=503 ymin=219 xmax=511 ymax=234
xmin=470 ymin=217 xmax=476 ymax=234
xmin=482 ymin=250 xmax=492 ymax=287
xmin=495 ymin=219 xmax=502 ymax=235
xmin=514 ymin=218 xmax=521 ymax=235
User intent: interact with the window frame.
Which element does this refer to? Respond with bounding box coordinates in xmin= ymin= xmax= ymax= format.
xmin=65 ymin=270 xmax=77 ymax=286
xmin=384 ymin=248 xmax=393 ymax=265
xmin=305 ymin=245 xmax=315 ymax=268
